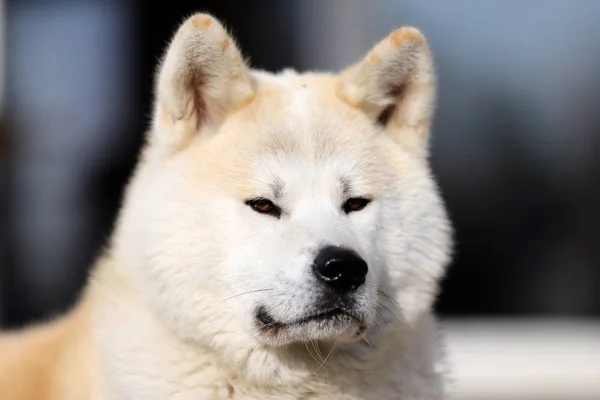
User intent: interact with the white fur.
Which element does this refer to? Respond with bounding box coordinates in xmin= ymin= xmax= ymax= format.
xmin=83 ymin=13 xmax=454 ymax=399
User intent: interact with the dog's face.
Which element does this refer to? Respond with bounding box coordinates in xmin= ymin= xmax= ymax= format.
xmin=115 ymin=14 xmax=452 ymax=348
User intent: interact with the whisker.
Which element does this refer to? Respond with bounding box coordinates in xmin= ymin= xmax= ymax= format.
xmin=360 ymin=333 xmax=375 ymax=350
xmin=220 ymin=289 xmax=273 ymax=303
xmin=377 ymin=301 xmax=404 ymax=325
xmin=304 ymin=342 xmax=320 ymax=365
xmin=312 ymin=340 xmax=325 ymax=363
xmin=314 ymin=341 xmax=337 ymax=374
xmin=377 ymin=290 xmax=401 ymax=307
xmin=267 ymin=299 xmax=288 ymax=313
xmin=372 ymin=314 xmax=383 ymax=334
xmin=375 ymin=307 xmax=388 ymax=327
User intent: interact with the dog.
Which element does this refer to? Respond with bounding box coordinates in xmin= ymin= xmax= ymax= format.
xmin=0 ymin=13 xmax=453 ymax=399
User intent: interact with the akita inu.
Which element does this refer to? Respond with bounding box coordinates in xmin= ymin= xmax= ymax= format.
xmin=0 ymin=13 xmax=453 ymax=400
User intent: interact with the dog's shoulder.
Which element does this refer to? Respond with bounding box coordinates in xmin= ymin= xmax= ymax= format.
xmin=0 ymin=293 xmax=98 ymax=400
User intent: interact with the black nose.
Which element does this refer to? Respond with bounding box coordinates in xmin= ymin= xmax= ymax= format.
xmin=312 ymin=246 xmax=368 ymax=293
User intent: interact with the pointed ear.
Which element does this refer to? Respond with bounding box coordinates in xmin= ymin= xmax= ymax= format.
xmin=150 ymin=13 xmax=255 ymax=151
xmin=337 ymin=27 xmax=436 ymax=157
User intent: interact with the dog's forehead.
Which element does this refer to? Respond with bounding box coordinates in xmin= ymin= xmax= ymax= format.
xmin=229 ymin=70 xmax=379 ymax=157
xmin=195 ymin=70 xmax=383 ymax=196
xmin=251 ymin=70 xmax=350 ymax=120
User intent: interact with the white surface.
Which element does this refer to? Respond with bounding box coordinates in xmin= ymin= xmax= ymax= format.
xmin=443 ymin=318 xmax=600 ymax=400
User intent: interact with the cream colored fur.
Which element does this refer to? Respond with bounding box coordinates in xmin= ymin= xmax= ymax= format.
xmin=0 ymin=13 xmax=453 ymax=399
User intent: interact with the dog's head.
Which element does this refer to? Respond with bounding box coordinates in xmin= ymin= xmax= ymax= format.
xmin=114 ymin=14 xmax=452 ymax=348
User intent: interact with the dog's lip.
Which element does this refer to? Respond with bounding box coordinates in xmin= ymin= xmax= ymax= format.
xmin=256 ymin=306 xmax=349 ymax=327
xmin=293 ymin=308 xmax=346 ymax=325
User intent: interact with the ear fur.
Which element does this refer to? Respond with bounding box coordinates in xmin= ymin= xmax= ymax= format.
xmin=150 ymin=13 xmax=255 ymax=151
xmin=337 ymin=27 xmax=436 ymax=156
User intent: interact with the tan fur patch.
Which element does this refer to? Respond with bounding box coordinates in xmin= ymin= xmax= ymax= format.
xmin=226 ymin=384 xmax=235 ymax=397
xmin=390 ymin=27 xmax=423 ymax=46
xmin=0 ymin=296 xmax=97 ymax=400
xmin=367 ymin=52 xmax=380 ymax=64
xmin=221 ymin=38 xmax=231 ymax=52
xmin=238 ymin=93 xmax=255 ymax=108
xmin=160 ymin=105 xmax=173 ymax=125
xmin=335 ymin=83 xmax=359 ymax=109
xmin=191 ymin=14 xmax=212 ymax=29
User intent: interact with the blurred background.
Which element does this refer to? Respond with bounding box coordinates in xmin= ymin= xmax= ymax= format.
xmin=0 ymin=0 xmax=598 ymax=399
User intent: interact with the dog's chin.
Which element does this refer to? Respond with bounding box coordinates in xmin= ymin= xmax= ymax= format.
xmin=252 ymin=305 xmax=371 ymax=347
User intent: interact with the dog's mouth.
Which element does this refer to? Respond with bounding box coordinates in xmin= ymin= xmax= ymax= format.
xmin=256 ymin=306 xmax=348 ymax=327
xmin=254 ymin=304 xmax=368 ymax=345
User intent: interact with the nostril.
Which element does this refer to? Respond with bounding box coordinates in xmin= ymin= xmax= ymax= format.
xmin=313 ymin=246 xmax=368 ymax=293
xmin=319 ymin=259 xmax=345 ymax=281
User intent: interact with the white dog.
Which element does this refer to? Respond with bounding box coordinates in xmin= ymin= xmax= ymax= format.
xmin=0 ymin=13 xmax=453 ymax=399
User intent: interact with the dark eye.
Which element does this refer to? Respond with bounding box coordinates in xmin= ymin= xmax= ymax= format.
xmin=343 ymin=197 xmax=371 ymax=214
xmin=245 ymin=198 xmax=282 ymax=218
